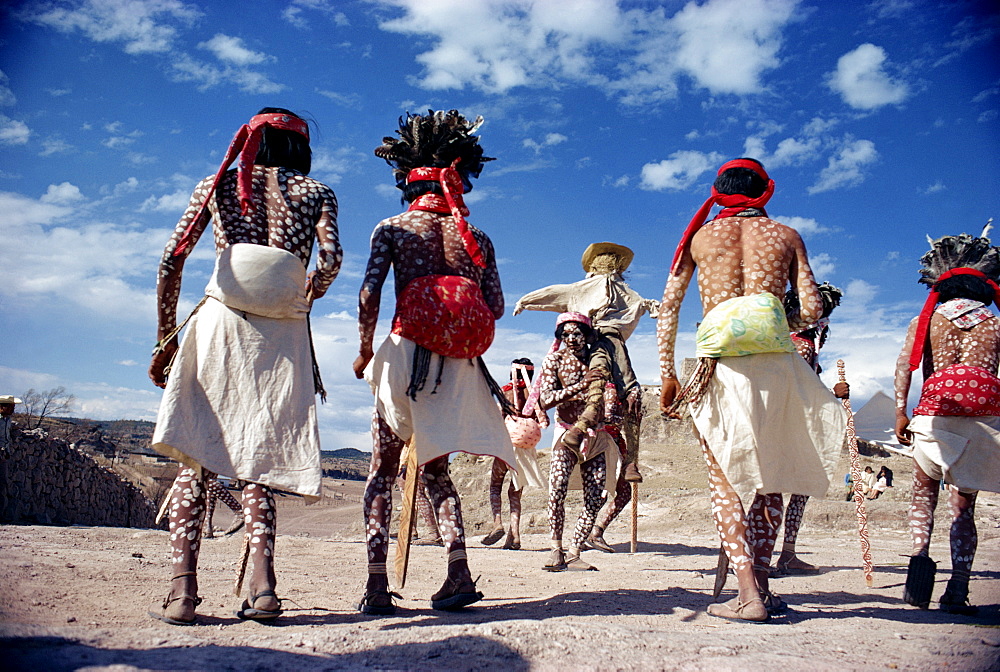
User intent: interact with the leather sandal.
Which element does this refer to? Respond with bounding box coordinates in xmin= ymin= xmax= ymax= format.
xmin=706 ymin=596 xmax=769 ymax=623
xmin=430 ymin=576 xmax=483 ymax=611
xmin=543 ymin=548 xmax=567 ymax=572
xmin=358 ymin=589 xmax=402 ymax=616
xmin=148 ymin=572 xmax=202 ymax=626
xmin=586 ymin=533 xmax=615 ymax=554
xmin=481 ymin=526 xmax=505 ymax=546
xmin=940 ymin=579 xmax=978 ymax=615
xmin=760 ymin=589 xmax=788 ymax=615
xmin=236 ymin=589 xmax=283 ymax=622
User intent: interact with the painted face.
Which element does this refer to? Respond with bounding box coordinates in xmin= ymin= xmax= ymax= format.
xmin=561 ymin=322 xmax=587 ymax=354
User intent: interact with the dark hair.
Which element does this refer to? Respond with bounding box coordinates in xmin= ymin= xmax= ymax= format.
xmin=401 ymin=179 xmax=444 ymax=204
xmin=254 ymin=107 xmax=311 ymax=175
xmin=714 ymin=157 xmax=767 ymax=198
xmin=555 ymin=320 xmax=593 ymax=341
xmin=511 ymin=357 xmax=534 ymax=381
xmin=936 ymin=274 xmax=996 ymax=305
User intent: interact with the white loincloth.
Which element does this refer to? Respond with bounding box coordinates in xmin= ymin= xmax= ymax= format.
xmin=550 ymin=427 xmax=621 ymax=496
xmin=690 ymin=351 xmax=846 ymax=507
xmin=909 ymin=414 xmax=1000 ymax=494
xmin=365 ymin=333 xmax=517 ymax=470
xmin=510 ymin=446 xmax=545 ymax=491
xmin=153 ymin=245 xmax=321 ymax=500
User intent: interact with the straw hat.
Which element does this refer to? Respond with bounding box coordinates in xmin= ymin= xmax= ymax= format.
xmin=581 ymin=242 xmax=634 ymax=273
xmin=0 ymin=395 xmax=22 ymax=405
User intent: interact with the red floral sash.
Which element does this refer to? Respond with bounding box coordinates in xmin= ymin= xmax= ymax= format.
xmin=913 ymin=364 xmax=1000 ymax=417
xmin=392 ymin=274 xmax=495 ymax=359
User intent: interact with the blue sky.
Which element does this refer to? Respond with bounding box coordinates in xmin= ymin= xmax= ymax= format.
xmin=0 ymin=0 xmax=997 ymax=451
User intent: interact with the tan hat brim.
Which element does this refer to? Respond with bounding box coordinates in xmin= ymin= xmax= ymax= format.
xmin=581 ymin=242 xmax=635 ymax=273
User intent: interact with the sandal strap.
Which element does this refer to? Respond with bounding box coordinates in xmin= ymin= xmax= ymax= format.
xmin=162 ymin=593 xmax=202 ymax=608
xmin=250 ymin=590 xmax=282 ymax=606
xmin=172 ymin=571 xmax=197 ymax=579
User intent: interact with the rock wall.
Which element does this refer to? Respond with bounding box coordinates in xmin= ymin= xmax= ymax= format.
xmin=0 ymin=426 xmax=160 ymax=528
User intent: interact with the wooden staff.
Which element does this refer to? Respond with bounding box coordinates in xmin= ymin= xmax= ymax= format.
xmin=394 ymin=442 xmax=419 ymax=589
xmin=837 ymin=359 xmax=874 ymax=587
xmin=233 ymin=531 xmax=250 ymax=596
xmin=630 ymin=482 xmax=638 ymax=553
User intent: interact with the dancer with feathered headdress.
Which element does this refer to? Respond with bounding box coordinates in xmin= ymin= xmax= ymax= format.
xmin=355 ymin=110 xmax=514 ymax=615
xmin=895 ymin=222 xmax=1000 ymax=615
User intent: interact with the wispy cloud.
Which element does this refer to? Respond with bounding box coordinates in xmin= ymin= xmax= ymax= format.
xmin=922 ymin=181 xmax=946 ymax=195
xmin=198 ymin=34 xmax=269 ymax=66
xmin=776 ymin=215 xmax=837 ymax=237
xmin=0 ymin=115 xmax=30 ymax=145
xmin=0 ymin=70 xmax=16 ymax=106
xmin=639 ymin=150 xmax=724 ymax=191
xmin=374 ymin=0 xmax=803 ymax=103
xmin=523 ymin=132 xmax=567 ymax=154
xmin=827 ymin=43 xmax=909 ymax=110
xmin=283 ymin=0 xmax=350 ymax=30
xmin=808 ymin=137 xmax=878 ymax=194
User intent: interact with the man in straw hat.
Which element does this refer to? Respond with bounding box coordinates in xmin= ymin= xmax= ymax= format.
xmin=894 ymin=227 xmax=1000 ymax=615
xmin=0 ymin=395 xmax=21 ymax=456
xmin=658 ymin=158 xmax=845 ymax=622
xmin=147 ymin=107 xmax=342 ymax=625
xmin=355 ymin=110 xmax=516 ymax=615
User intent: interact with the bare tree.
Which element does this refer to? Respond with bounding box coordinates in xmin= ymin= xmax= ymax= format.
xmin=20 ymin=387 xmax=76 ymax=429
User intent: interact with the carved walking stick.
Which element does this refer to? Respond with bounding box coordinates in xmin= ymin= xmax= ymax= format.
xmin=630 ymin=482 xmax=638 ymax=554
xmin=394 ymin=442 xmax=418 ymax=589
xmin=837 ymin=360 xmax=874 ymax=587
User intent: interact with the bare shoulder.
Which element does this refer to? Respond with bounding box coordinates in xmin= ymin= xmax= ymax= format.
xmin=281 ymin=170 xmax=336 ymax=198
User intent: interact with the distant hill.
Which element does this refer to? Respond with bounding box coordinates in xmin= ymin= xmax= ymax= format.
xmin=321 ymin=447 xmax=371 ymax=460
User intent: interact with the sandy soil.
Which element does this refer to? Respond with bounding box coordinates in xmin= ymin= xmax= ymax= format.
xmin=2 ymin=407 xmax=999 ymax=670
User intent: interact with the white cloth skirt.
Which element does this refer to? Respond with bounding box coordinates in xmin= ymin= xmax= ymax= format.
xmin=690 ymin=352 xmax=846 ymax=507
xmin=152 ymin=298 xmax=322 ymax=500
xmin=365 ymin=333 xmax=517 ymax=470
xmin=910 ymin=414 xmax=1000 ymax=494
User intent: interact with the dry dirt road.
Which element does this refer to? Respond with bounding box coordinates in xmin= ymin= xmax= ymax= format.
xmin=2 ymin=486 xmax=999 ymax=672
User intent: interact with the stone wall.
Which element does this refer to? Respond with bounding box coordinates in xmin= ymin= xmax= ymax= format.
xmin=0 ymin=426 xmax=160 ymax=528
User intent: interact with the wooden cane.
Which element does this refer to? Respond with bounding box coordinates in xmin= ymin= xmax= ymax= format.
xmin=630 ymin=482 xmax=638 ymax=553
xmin=233 ymin=531 xmax=250 ymax=596
xmin=394 ymin=442 xmax=419 ymax=589
xmin=837 ymin=360 xmax=874 ymax=587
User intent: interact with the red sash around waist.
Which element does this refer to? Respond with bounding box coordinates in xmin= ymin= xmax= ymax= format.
xmin=913 ymin=364 xmax=1000 ymax=417
xmin=391 ymin=274 xmax=495 ymax=359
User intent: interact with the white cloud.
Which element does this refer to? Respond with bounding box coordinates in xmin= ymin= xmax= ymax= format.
xmin=978 ymin=110 xmax=998 ymax=124
xmin=0 ymin=115 xmax=30 ymax=145
xmin=923 ymin=181 xmax=946 ymax=195
xmin=523 ymin=132 xmax=567 ymax=154
xmin=668 ymin=0 xmax=800 ymax=95
xmin=0 ymin=69 xmax=16 ymax=106
xmin=40 ymin=182 xmax=85 ymax=205
xmin=743 ymin=133 xmax=820 ymax=168
xmin=40 ymin=137 xmax=73 ymax=156
xmin=808 ymin=252 xmax=836 ymax=279
xmin=198 ymin=34 xmax=268 ymax=66
xmin=47 ymin=87 xmax=72 ymax=97
xmin=776 ymin=215 xmax=835 ymax=237
xmin=311 ymin=146 xmax=367 ymax=186
xmin=283 ymin=0 xmax=350 ymax=30
xmin=827 ymin=43 xmax=909 ymax=110
xmin=808 ymin=138 xmax=878 ymax=194
xmin=317 ymin=89 xmax=362 ymax=109
xmin=140 ymin=189 xmax=191 ymax=213
xmin=169 ymin=54 xmax=284 ymax=94
xmin=639 ymin=150 xmax=723 ymax=191
xmin=374 ymin=0 xmax=801 ymax=102
xmin=20 ymin=0 xmax=202 ymax=54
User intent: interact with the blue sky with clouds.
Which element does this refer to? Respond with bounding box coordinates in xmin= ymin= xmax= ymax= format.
xmin=1 ymin=0 xmax=997 ymax=451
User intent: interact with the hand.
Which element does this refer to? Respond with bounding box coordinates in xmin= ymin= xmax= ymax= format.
xmin=353 ymin=348 xmax=374 ymax=379
xmin=306 ymin=271 xmax=327 ymax=303
xmin=894 ymin=414 xmax=912 ymax=446
xmin=659 ymin=377 xmax=681 ymax=417
xmin=833 ymin=381 xmax=850 ymax=399
xmin=512 ymin=302 xmax=523 ymax=316
xmin=583 ymin=368 xmax=607 ymax=385
xmin=625 ymin=388 xmax=643 ymax=419
xmin=149 ymin=338 xmax=178 ymax=389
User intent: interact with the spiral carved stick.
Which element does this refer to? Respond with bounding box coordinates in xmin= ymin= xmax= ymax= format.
xmin=838 ymin=359 xmax=874 ymax=587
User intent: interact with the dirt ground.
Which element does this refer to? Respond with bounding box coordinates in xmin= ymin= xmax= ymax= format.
xmin=2 ymin=407 xmax=999 ymax=671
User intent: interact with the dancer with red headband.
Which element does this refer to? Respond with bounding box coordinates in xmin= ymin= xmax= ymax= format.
xmin=355 ymin=110 xmax=515 ymax=615
xmin=148 ymin=107 xmax=342 ymax=625
xmin=894 ymin=228 xmax=1000 ymax=615
xmin=658 ymin=158 xmax=845 ymax=622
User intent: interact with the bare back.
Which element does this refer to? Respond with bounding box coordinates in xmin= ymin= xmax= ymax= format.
xmin=658 ymin=215 xmax=821 ymax=380
xmin=358 ymin=209 xmax=503 ymax=351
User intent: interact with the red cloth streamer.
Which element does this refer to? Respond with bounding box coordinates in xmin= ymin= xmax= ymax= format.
xmin=172 ymin=113 xmax=310 ymax=257
xmin=908 ymin=267 xmax=1000 ymax=371
xmin=669 ymin=159 xmax=775 ymax=275
xmin=405 ymin=158 xmax=486 ymax=268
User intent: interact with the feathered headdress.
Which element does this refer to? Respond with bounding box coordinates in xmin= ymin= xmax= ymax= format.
xmin=909 ymin=220 xmax=1000 ymax=371
xmin=374 ymin=109 xmax=494 ymax=189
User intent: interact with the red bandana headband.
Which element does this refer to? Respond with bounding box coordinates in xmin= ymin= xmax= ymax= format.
xmin=173 ymin=113 xmax=310 ymax=257
xmin=908 ymin=267 xmax=1000 ymax=371
xmin=405 ymin=158 xmax=486 ymax=268
xmin=669 ymin=159 xmax=775 ymax=275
